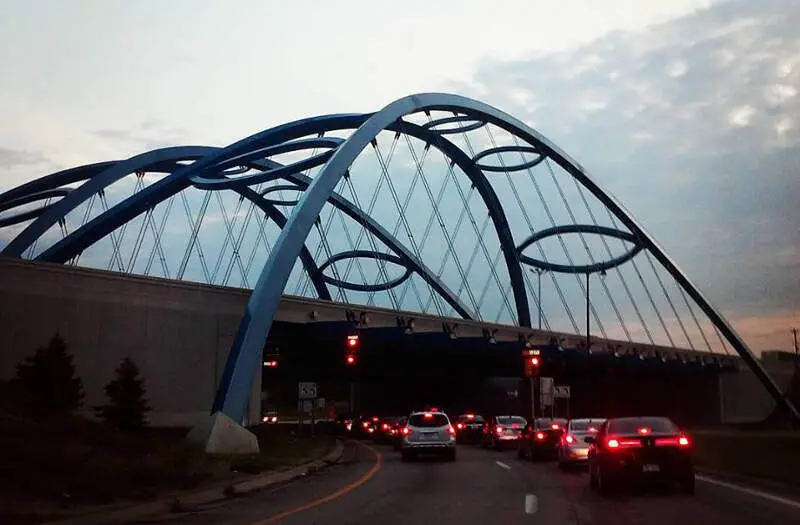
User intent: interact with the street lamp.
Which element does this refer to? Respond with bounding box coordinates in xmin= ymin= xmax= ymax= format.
xmin=529 ymin=268 xmax=547 ymax=330
xmin=586 ymin=268 xmax=607 ymax=352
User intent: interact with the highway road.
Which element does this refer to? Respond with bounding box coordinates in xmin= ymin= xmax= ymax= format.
xmin=140 ymin=441 xmax=800 ymax=525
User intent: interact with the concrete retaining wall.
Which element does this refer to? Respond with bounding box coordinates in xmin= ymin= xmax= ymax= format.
xmin=0 ymin=259 xmax=261 ymax=427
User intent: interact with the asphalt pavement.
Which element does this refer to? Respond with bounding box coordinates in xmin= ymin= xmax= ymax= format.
xmin=135 ymin=440 xmax=800 ymax=525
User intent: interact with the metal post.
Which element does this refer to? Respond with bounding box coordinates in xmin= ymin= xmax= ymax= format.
xmin=530 ymin=376 xmax=536 ymax=420
xmin=793 ymin=328 xmax=798 ymax=369
xmin=586 ymin=271 xmax=591 ymax=352
xmin=537 ymin=270 xmax=543 ymax=330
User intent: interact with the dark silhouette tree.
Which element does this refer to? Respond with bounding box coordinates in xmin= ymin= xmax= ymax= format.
xmin=95 ymin=357 xmax=151 ymax=432
xmin=14 ymin=333 xmax=84 ymax=417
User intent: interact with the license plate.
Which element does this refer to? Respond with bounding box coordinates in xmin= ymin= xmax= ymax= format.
xmin=643 ymin=464 xmax=660 ymax=473
xmin=422 ymin=432 xmax=436 ymax=440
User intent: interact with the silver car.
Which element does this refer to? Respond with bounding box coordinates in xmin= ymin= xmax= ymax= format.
xmin=400 ymin=411 xmax=457 ymax=461
xmin=558 ymin=418 xmax=606 ymax=469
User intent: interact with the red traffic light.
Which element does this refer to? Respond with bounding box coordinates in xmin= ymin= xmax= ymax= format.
xmin=347 ymin=334 xmax=359 ymax=348
xmin=263 ymin=360 xmax=278 ymax=368
xmin=346 ymin=354 xmax=357 ymax=365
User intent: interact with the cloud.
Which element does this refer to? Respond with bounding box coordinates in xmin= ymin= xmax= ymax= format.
xmin=93 ymin=121 xmax=192 ymax=151
xmin=451 ymin=0 xmax=800 ymax=350
xmin=0 ymin=148 xmax=49 ymax=169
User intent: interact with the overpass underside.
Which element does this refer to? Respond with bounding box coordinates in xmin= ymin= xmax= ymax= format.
xmin=0 ymin=258 xmax=781 ymax=429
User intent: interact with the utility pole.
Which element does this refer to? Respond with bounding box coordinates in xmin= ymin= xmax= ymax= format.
xmin=793 ymin=328 xmax=798 ymax=369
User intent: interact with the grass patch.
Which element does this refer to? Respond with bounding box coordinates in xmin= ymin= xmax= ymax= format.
xmin=220 ymin=426 xmax=336 ymax=475
xmin=0 ymin=414 xmax=336 ymax=524
xmin=691 ymin=431 xmax=800 ymax=485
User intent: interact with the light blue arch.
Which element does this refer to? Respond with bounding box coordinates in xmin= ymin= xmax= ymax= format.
xmin=211 ymin=92 xmax=797 ymax=423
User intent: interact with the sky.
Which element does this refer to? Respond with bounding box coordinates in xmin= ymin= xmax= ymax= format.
xmin=0 ymin=0 xmax=797 ymax=352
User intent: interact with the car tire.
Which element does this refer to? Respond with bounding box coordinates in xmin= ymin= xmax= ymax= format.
xmin=597 ymin=465 xmax=615 ymax=495
xmin=680 ymin=474 xmax=695 ymax=495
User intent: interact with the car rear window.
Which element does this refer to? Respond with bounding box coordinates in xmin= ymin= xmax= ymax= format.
xmin=535 ymin=418 xmax=566 ymax=428
xmin=570 ymin=420 xmax=604 ymax=431
xmin=497 ymin=416 xmax=527 ymax=426
xmin=458 ymin=415 xmax=484 ymax=423
xmin=608 ymin=417 xmax=677 ymax=434
xmin=408 ymin=414 xmax=449 ymax=427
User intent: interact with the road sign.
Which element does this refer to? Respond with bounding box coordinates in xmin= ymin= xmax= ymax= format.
xmin=540 ymin=377 xmax=554 ymax=407
xmin=298 ymin=382 xmax=317 ymax=399
xmin=554 ymin=386 xmax=571 ymax=399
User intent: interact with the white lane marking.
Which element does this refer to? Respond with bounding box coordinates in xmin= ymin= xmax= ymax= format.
xmin=696 ymin=475 xmax=800 ymax=510
xmin=496 ymin=460 xmax=512 ymax=470
xmin=525 ymin=494 xmax=538 ymax=515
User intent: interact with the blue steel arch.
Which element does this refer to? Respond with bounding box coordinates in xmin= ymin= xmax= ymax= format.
xmin=0 ymin=93 xmax=794 ymax=424
xmin=210 ymin=92 xmax=797 ymax=423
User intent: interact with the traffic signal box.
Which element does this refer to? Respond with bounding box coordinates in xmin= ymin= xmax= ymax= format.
xmin=522 ymin=348 xmax=541 ymax=377
xmin=345 ymin=334 xmax=360 ymax=366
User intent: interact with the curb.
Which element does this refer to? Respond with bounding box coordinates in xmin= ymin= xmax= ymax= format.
xmin=47 ymin=439 xmax=345 ymax=525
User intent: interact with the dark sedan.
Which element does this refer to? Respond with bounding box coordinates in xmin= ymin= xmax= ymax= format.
xmin=517 ymin=418 xmax=567 ymax=460
xmin=453 ymin=413 xmax=484 ymax=444
xmin=587 ymin=416 xmax=695 ymax=495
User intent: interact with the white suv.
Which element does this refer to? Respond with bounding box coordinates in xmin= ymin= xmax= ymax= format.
xmin=400 ymin=411 xmax=457 ymax=461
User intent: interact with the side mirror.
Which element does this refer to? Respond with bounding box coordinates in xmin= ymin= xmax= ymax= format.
xmin=584 ymin=436 xmax=595 ymax=444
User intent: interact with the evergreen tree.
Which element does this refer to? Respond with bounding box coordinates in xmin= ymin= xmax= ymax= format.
xmin=96 ymin=357 xmax=151 ymax=432
xmin=14 ymin=333 xmax=84 ymax=417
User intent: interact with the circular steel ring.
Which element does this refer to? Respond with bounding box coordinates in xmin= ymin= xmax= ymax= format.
xmin=316 ymin=250 xmax=413 ymax=292
xmin=472 ymin=145 xmax=545 ymax=172
xmin=260 ymin=184 xmax=304 ymax=206
xmin=0 ymin=188 xmax=72 ymax=228
xmin=422 ymin=115 xmax=487 ymax=135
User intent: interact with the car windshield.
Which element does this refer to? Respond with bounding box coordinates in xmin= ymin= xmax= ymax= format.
xmin=608 ymin=417 xmax=678 ymax=434
xmin=497 ymin=416 xmax=526 ymax=426
xmin=570 ymin=420 xmax=605 ymax=431
xmin=408 ymin=414 xmax=449 ymax=428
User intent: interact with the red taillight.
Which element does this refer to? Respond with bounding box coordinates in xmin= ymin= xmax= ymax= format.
xmin=362 ymin=421 xmax=369 ymax=428
xmin=551 ymin=423 xmax=560 ymax=430
xmin=512 ymin=423 xmax=520 ymax=429
xmin=402 ymin=427 xmax=411 ymax=436
xmin=456 ymin=423 xmax=464 ymax=430
xmin=424 ymin=412 xmax=433 ymax=419
xmin=565 ymin=435 xmax=574 ymax=444
xmin=606 ymin=437 xmax=642 ymax=449
xmin=382 ymin=423 xmax=390 ymax=430
xmin=466 ymin=414 xmax=475 ymax=419
xmin=588 ymin=426 xmax=597 ymax=433
xmin=637 ymin=427 xmax=651 ymax=435
xmin=447 ymin=425 xmax=456 ymax=435
xmin=535 ymin=431 xmax=545 ymax=441
xmin=495 ymin=425 xmax=504 ymax=435
xmin=655 ymin=435 xmax=691 ymax=447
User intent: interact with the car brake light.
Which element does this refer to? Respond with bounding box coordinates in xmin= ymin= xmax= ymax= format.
xmin=382 ymin=423 xmax=390 ymax=430
xmin=607 ymin=437 xmax=642 ymax=449
xmin=362 ymin=421 xmax=369 ymax=428
xmin=424 ymin=412 xmax=433 ymax=419
xmin=655 ymin=435 xmax=691 ymax=447
xmin=565 ymin=435 xmax=574 ymax=444
xmin=535 ymin=432 xmax=545 ymax=441
xmin=447 ymin=425 xmax=456 ymax=435
xmin=637 ymin=427 xmax=651 ymax=435
xmin=588 ymin=427 xmax=597 ymax=432
xmin=466 ymin=414 xmax=475 ymax=419
xmin=402 ymin=427 xmax=411 ymax=436
xmin=456 ymin=423 xmax=464 ymax=430
xmin=551 ymin=423 xmax=560 ymax=430
xmin=512 ymin=423 xmax=519 ymax=429
xmin=495 ymin=425 xmax=504 ymax=435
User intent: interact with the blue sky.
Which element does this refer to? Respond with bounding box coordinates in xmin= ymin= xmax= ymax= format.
xmin=0 ymin=0 xmax=797 ymax=352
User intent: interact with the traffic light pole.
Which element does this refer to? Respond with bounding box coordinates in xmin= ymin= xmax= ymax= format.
xmin=530 ymin=376 xmax=537 ymax=421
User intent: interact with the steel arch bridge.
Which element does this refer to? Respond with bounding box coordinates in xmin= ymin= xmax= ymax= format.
xmin=0 ymin=93 xmax=795 ymax=425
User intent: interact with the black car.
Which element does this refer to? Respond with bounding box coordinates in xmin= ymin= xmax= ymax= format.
xmin=587 ymin=416 xmax=694 ymax=495
xmin=372 ymin=416 xmax=400 ymax=444
xmin=453 ymin=413 xmax=484 ymax=444
xmin=390 ymin=416 xmax=408 ymax=450
xmin=349 ymin=415 xmax=378 ymax=439
xmin=517 ymin=418 xmax=567 ymax=460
